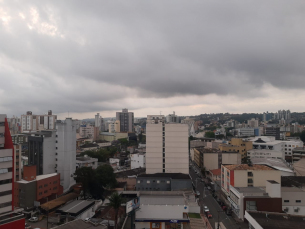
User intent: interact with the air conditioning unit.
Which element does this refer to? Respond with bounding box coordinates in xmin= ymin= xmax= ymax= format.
xmin=294 ymin=208 xmax=299 ymax=212
xmin=284 ymin=207 xmax=289 ymax=212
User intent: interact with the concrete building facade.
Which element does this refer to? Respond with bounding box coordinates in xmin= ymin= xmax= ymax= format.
xmin=116 ymin=108 xmax=134 ymax=132
xmin=146 ymin=115 xmax=188 ymax=174
xmin=130 ymin=153 xmax=146 ymax=169
xmin=21 ymin=110 xmax=57 ymax=133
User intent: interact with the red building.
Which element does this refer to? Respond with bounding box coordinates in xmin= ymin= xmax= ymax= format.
xmin=0 ymin=114 xmax=24 ymax=228
xmin=14 ymin=165 xmax=63 ymax=209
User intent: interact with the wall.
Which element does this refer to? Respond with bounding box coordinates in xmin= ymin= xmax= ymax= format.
xmin=203 ymin=154 xmax=218 ymax=171
xmin=282 ymin=188 xmax=305 ymax=215
xmin=117 ymin=177 xmax=136 ymax=191
xmin=18 ymin=181 xmax=36 ymax=209
xmin=0 ymin=218 xmax=25 ymax=229
xmin=36 ymin=174 xmax=61 ymax=201
xmin=243 ymin=197 xmax=282 ymax=216
xmin=43 ymin=131 xmax=56 ymax=175
xmin=56 ymin=118 xmax=76 ymax=191
xmin=136 ymin=177 xmax=171 ymax=191
xmin=136 ymin=205 xmax=186 ymax=220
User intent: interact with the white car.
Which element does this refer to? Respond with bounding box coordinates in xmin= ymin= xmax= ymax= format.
xmin=196 ymin=191 xmax=200 ymax=196
xmin=204 ymin=206 xmax=209 ymax=212
xmin=84 ymin=217 xmax=91 ymax=222
xmin=28 ymin=217 xmax=38 ymax=222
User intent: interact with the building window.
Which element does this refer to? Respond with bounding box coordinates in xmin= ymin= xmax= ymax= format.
xmin=248 ymin=172 xmax=253 ymax=177
xmin=246 ymin=201 xmax=257 ymax=210
xmin=296 ymin=200 xmax=301 ymax=203
xmin=284 ymin=200 xmax=289 ymax=203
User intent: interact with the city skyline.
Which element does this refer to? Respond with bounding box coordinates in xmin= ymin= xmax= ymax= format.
xmin=1 ymin=1 xmax=305 ymax=119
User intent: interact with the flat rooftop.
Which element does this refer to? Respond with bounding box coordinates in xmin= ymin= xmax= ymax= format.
xmin=36 ymin=173 xmax=58 ymax=181
xmin=140 ymin=195 xmax=185 ymax=205
xmin=233 ymin=186 xmax=266 ymax=194
xmin=223 ymin=164 xmax=275 ymax=171
xmin=251 ymin=158 xmax=293 ymax=173
xmin=137 ymin=173 xmax=190 ymax=179
xmin=246 ymin=211 xmax=305 ymax=229
xmin=52 ymin=219 xmax=107 ymax=229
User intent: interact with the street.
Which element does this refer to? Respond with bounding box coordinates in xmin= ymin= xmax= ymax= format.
xmin=189 ymin=163 xmax=243 ymax=229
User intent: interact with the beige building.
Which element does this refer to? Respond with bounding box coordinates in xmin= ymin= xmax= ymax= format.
xmin=219 ymin=138 xmax=253 ymax=158
xmin=21 ymin=110 xmax=57 ymax=133
xmin=79 ymin=124 xmax=94 ymax=138
xmin=193 ymin=148 xmax=241 ymax=171
xmin=146 ymin=115 xmax=189 ymax=174
xmin=281 ymin=176 xmax=305 ymax=215
xmin=221 ymin=164 xmax=281 ymax=196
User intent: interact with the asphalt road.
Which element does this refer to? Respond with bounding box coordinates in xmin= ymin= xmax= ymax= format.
xmin=189 ymin=164 xmax=242 ymax=229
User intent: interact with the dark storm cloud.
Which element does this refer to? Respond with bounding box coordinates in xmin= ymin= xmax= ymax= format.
xmin=1 ymin=0 xmax=305 ymax=115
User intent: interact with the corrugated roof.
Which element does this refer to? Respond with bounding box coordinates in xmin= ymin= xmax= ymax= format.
xmin=223 ymin=164 xmax=275 ymax=171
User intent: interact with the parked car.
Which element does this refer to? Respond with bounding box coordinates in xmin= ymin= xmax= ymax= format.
xmin=196 ymin=191 xmax=200 ymax=196
xmin=25 ymin=223 xmax=32 ymax=229
xmin=28 ymin=217 xmax=38 ymax=222
xmin=84 ymin=217 xmax=91 ymax=222
xmin=203 ymin=206 xmax=209 ymax=212
xmin=226 ymin=208 xmax=233 ymax=216
xmin=205 ymin=211 xmax=212 ymax=218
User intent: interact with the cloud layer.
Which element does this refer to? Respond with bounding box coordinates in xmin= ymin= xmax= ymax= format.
xmin=1 ymin=1 xmax=305 ymax=118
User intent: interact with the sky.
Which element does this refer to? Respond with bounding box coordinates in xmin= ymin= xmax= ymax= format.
xmin=1 ymin=0 xmax=305 ymax=119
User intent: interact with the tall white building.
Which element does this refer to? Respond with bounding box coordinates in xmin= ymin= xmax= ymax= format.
xmin=21 ymin=110 xmax=57 ymax=133
xmin=247 ymin=118 xmax=259 ymax=128
xmin=146 ymin=115 xmax=189 ymax=174
xmin=166 ymin=111 xmax=180 ymax=123
xmin=28 ymin=118 xmax=76 ymax=191
xmin=56 ymin=118 xmax=76 ymax=191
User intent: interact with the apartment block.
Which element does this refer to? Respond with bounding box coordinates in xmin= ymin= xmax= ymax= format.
xmin=193 ymin=148 xmax=241 ymax=171
xmin=28 ymin=118 xmax=76 ymax=191
xmin=146 ymin=115 xmax=188 ymax=174
xmin=14 ymin=165 xmax=63 ymax=209
xmin=21 ymin=110 xmax=57 ymax=133
xmin=116 ymin=108 xmax=134 ymax=132
xmin=0 ymin=114 xmax=14 ymax=214
xmin=219 ymin=138 xmax=253 ymax=158
xmin=221 ymin=164 xmax=281 ymax=196
xmin=0 ymin=114 xmax=25 ymax=229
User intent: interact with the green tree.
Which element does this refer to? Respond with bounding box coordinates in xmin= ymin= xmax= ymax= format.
xmin=74 ymin=167 xmax=95 ymax=198
xmin=205 ymin=131 xmax=215 ymax=138
xmin=299 ymin=131 xmax=305 ymax=144
xmin=95 ymin=164 xmax=117 ymax=189
xmin=107 ymin=192 xmax=124 ymax=229
xmin=242 ymin=156 xmax=252 ymax=166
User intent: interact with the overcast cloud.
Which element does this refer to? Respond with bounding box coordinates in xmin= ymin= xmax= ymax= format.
xmin=1 ymin=0 xmax=305 ymax=119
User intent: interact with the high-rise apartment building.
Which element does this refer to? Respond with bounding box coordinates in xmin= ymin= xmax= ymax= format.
xmin=247 ymin=118 xmax=259 ymax=128
xmin=0 ymin=114 xmax=14 ymax=214
xmin=165 ymin=111 xmax=180 ymax=123
xmin=146 ymin=115 xmax=189 ymax=174
xmin=21 ymin=110 xmax=57 ymax=133
xmin=116 ymin=108 xmax=134 ymax=132
xmin=28 ymin=118 xmax=76 ymax=191
xmin=0 ymin=114 xmax=25 ymax=228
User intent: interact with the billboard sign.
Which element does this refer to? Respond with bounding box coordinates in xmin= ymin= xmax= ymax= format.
xmin=126 ymin=197 xmax=140 ymax=213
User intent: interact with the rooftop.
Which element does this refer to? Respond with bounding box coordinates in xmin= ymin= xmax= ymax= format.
xmin=281 ymin=176 xmax=305 ymax=188
xmin=52 ymin=219 xmax=107 ymax=229
xmin=251 ymin=158 xmax=293 ymax=173
xmin=137 ymin=173 xmax=190 ymax=179
xmin=246 ymin=211 xmax=305 ymax=229
xmin=223 ymin=164 xmax=275 ymax=171
xmin=56 ymin=200 xmax=95 ymax=216
xmin=140 ymin=195 xmax=185 ymax=205
xmin=210 ymin=169 xmax=221 ymax=176
xmin=233 ymin=186 xmax=266 ymax=194
xmin=36 ymin=173 xmax=58 ymax=181
xmin=293 ymin=147 xmax=305 ymax=152
xmin=115 ymin=168 xmax=146 ymax=178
